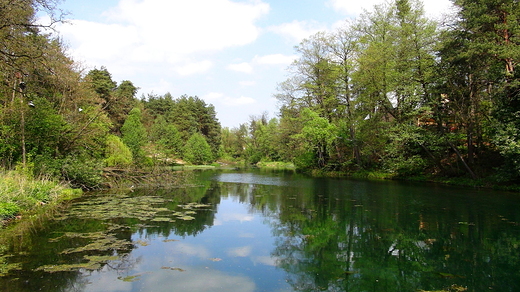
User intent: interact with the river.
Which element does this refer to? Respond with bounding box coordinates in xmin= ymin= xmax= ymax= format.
xmin=1 ymin=169 xmax=519 ymax=292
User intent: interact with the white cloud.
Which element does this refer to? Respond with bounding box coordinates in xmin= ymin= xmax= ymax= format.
xmin=58 ymin=20 xmax=140 ymax=63
xmin=227 ymin=62 xmax=254 ymax=74
xmin=252 ymin=256 xmax=277 ymax=266
xmin=270 ymin=20 xmax=326 ymax=43
xmin=174 ymin=60 xmax=213 ymax=76
xmin=227 ymin=54 xmax=296 ymax=74
xmin=204 ymin=92 xmax=225 ymax=101
xmin=239 ymin=81 xmax=256 ymax=87
xmin=226 ymin=96 xmax=256 ymax=106
xmin=172 ymin=242 xmax=211 ymax=259
xmin=221 ymin=212 xmax=255 ymax=222
xmin=143 ymin=268 xmax=256 ymax=292
xmin=203 ymin=93 xmax=256 ymax=107
xmin=57 ymin=0 xmax=270 ymax=75
xmin=227 ymin=246 xmax=252 ymax=257
xmin=253 ymin=54 xmax=297 ymax=66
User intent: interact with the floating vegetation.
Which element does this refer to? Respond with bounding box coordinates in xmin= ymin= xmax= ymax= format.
xmin=84 ymin=255 xmax=119 ymax=262
xmin=152 ymin=217 xmax=175 ymax=222
xmin=49 ymin=231 xmax=107 ymax=242
xmin=60 ymin=235 xmax=133 ymax=254
xmin=178 ymin=203 xmax=212 ymax=210
xmin=36 ymin=254 xmax=118 ymax=272
xmin=118 ymin=275 xmax=142 ymax=282
xmin=0 ymin=254 xmax=22 ymax=276
xmin=55 ymin=193 xmax=169 ymax=222
xmin=23 ymin=189 xmax=213 ymax=275
xmin=54 ymin=192 xmax=212 ymax=227
xmin=418 ymin=284 xmax=467 ymax=292
xmin=134 ymin=240 xmax=150 ymax=247
xmin=163 ymin=239 xmax=179 ymax=243
xmin=161 ymin=266 xmax=185 ymax=272
xmin=36 ymin=262 xmax=102 ymax=273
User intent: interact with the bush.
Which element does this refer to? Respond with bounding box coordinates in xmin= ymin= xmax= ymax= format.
xmin=293 ymin=151 xmax=315 ymax=170
xmin=183 ymin=132 xmax=213 ymax=165
xmin=105 ymin=135 xmax=133 ymax=167
xmin=121 ymin=108 xmax=147 ymax=163
xmin=61 ymin=156 xmax=103 ymax=190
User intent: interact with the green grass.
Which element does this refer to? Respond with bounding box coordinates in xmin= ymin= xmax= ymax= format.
xmin=0 ymin=171 xmax=82 ymax=222
xmin=256 ymin=161 xmax=296 ymax=169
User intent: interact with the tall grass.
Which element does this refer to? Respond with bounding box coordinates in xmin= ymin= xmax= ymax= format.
xmin=0 ymin=171 xmax=81 ymax=221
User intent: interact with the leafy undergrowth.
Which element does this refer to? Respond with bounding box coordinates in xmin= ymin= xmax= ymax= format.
xmin=0 ymin=171 xmax=82 ymax=223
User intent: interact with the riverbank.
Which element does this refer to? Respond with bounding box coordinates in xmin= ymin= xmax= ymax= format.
xmin=0 ymin=171 xmax=82 ymax=226
xmin=250 ymin=162 xmax=520 ymax=192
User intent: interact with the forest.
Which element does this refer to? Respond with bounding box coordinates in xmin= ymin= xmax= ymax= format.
xmin=1 ymin=0 xmax=520 ymax=191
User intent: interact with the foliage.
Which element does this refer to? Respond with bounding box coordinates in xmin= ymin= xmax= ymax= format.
xmin=2 ymin=0 xmax=520 ymax=188
xmin=61 ymin=155 xmax=104 ymax=190
xmin=121 ymin=107 xmax=147 ymax=163
xmin=183 ymin=132 xmax=214 ymax=165
xmin=105 ymin=135 xmax=133 ymax=167
xmin=217 ymin=0 xmax=520 ymax=185
xmin=292 ymin=108 xmax=338 ymax=168
xmin=86 ymin=68 xmax=137 ymax=134
xmin=150 ymin=115 xmax=183 ymax=156
xmin=0 ymin=171 xmax=80 ymax=220
xmin=144 ymin=94 xmax=222 ymax=159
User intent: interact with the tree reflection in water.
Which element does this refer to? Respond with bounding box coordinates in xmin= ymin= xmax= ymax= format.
xmin=1 ymin=170 xmax=520 ymax=292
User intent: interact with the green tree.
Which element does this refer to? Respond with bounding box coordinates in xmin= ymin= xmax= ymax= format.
xmin=86 ymin=68 xmax=137 ymax=134
xmin=183 ymin=132 xmax=213 ymax=165
xmin=121 ymin=107 xmax=147 ymax=163
xmin=433 ymin=0 xmax=520 ymax=179
xmin=166 ymin=95 xmax=221 ymax=157
xmin=293 ymin=108 xmax=338 ymax=169
xmin=220 ymin=124 xmax=249 ymax=160
xmin=150 ymin=115 xmax=183 ymax=156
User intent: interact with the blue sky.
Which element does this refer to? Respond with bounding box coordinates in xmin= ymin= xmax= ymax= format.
xmin=54 ymin=0 xmax=454 ymax=128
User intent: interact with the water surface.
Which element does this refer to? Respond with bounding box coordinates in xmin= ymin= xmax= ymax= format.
xmin=1 ymin=169 xmax=519 ymax=291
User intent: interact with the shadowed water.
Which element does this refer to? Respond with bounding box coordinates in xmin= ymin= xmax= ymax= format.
xmin=1 ymin=169 xmax=519 ymax=292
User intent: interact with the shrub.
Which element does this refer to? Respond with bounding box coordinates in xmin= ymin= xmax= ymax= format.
xmin=61 ymin=156 xmax=103 ymax=190
xmin=183 ymin=132 xmax=213 ymax=165
xmin=105 ymin=135 xmax=133 ymax=167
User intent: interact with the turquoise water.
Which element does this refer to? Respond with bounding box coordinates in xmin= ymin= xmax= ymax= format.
xmin=1 ymin=169 xmax=519 ymax=291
